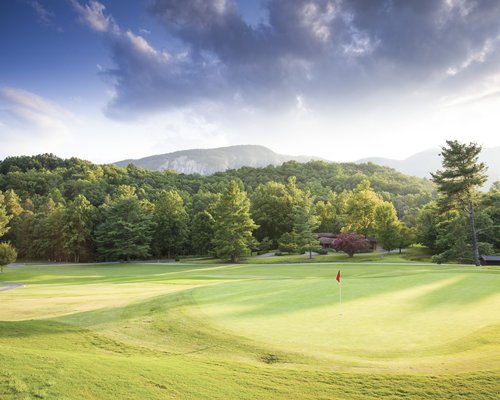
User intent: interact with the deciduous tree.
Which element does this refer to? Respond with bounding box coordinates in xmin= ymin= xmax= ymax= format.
xmin=153 ymin=190 xmax=189 ymax=258
xmin=0 ymin=242 xmax=17 ymax=273
xmin=95 ymin=194 xmax=154 ymax=262
xmin=0 ymin=193 xmax=12 ymax=238
xmin=343 ymin=180 xmax=382 ymax=236
xmin=191 ymin=210 xmax=216 ymax=256
xmin=33 ymin=198 xmax=68 ymax=261
xmin=63 ymin=194 xmax=95 ymax=262
xmin=374 ymin=201 xmax=401 ymax=253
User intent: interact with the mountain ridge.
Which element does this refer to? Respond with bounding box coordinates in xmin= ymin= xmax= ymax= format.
xmin=356 ymin=146 xmax=500 ymax=186
xmin=114 ymin=144 xmax=499 ymax=187
xmin=115 ymin=144 xmax=324 ymax=175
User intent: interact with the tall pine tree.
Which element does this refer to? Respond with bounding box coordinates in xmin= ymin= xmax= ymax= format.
xmin=212 ymin=181 xmax=257 ymax=263
xmin=290 ymin=193 xmax=319 ymax=259
xmin=431 ymin=140 xmax=487 ymax=266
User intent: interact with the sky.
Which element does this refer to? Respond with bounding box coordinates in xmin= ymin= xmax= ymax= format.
xmin=1 ymin=0 xmax=500 ymax=164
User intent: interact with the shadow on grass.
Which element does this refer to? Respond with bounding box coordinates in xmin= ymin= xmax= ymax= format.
xmin=189 ymin=266 xmax=500 ymax=318
xmin=0 ymin=319 xmax=82 ymax=338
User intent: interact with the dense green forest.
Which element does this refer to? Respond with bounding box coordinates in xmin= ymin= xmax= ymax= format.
xmin=0 ymin=153 xmax=498 ymax=264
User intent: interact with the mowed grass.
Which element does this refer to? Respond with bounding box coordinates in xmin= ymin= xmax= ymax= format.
xmin=0 ymin=262 xmax=499 ymax=399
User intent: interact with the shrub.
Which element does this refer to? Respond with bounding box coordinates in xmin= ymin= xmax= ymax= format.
xmin=0 ymin=242 xmax=17 ymax=273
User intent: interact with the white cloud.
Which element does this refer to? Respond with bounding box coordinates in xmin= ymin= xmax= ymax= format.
xmin=0 ymin=87 xmax=73 ymax=120
xmin=31 ymin=1 xmax=55 ymax=25
xmin=71 ymin=0 xmax=117 ymax=33
xmin=59 ymin=0 xmax=500 ymax=164
xmin=124 ymin=30 xmax=169 ymax=60
xmin=301 ymin=1 xmax=336 ymax=42
xmin=0 ymin=87 xmax=75 ymax=158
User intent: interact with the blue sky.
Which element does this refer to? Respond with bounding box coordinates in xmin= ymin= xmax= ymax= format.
xmin=1 ymin=0 xmax=500 ymax=163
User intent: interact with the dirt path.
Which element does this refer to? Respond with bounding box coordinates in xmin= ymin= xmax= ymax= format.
xmin=0 ymin=282 xmax=25 ymax=292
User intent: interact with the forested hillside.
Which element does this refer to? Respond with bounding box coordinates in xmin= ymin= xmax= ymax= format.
xmin=0 ymin=154 xmax=435 ymax=213
xmin=0 ymin=153 xmax=498 ymax=264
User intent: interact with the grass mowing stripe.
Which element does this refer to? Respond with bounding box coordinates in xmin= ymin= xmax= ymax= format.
xmin=1 ymin=262 xmax=499 ymax=398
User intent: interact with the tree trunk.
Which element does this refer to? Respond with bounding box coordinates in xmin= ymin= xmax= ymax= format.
xmin=468 ymin=201 xmax=480 ymax=266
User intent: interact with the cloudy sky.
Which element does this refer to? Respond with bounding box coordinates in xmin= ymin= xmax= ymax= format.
xmin=1 ymin=0 xmax=500 ymax=163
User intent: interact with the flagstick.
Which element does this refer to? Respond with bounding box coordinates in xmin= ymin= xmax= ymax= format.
xmin=339 ymin=281 xmax=342 ymax=315
xmin=336 ymin=270 xmax=342 ymax=316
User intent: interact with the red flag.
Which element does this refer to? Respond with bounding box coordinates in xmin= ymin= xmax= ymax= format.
xmin=336 ymin=270 xmax=341 ymax=283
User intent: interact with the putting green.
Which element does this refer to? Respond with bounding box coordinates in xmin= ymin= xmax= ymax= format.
xmin=193 ymin=265 xmax=500 ymax=371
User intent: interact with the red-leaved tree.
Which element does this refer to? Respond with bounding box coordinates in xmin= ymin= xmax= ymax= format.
xmin=331 ymin=232 xmax=370 ymax=257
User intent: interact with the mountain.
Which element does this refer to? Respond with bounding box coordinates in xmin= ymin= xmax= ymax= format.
xmin=115 ymin=145 xmax=323 ymax=175
xmin=357 ymin=147 xmax=500 ymax=188
xmin=115 ymin=144 xmax=499 ymax=187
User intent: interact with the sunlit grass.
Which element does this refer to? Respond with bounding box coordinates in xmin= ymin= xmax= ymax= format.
xmin=1 ymin=262 xmax=498 ymax=399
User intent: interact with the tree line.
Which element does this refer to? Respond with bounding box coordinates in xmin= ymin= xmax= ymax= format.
xmin=0 ymin=142 xmax=498 ymax=265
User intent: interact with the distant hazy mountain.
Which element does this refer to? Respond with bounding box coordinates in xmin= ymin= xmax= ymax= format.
xmin=115 ymin=145 xmax=323 ymax=175
xmin=357 ymin=147 xmax=500 ymax=187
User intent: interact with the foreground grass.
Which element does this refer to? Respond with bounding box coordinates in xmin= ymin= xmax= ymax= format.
xmin=1 ymin=262 xmax=499 ymax=399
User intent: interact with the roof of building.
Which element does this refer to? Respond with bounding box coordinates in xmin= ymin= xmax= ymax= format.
xmin=315 ymin=233 xmax=336 ymax=238
xmin=480 ymin=256 xmax=500 ymax=261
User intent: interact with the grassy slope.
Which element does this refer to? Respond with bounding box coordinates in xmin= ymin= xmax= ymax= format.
xmin=0 ymin=262 xmax=499 ymax=399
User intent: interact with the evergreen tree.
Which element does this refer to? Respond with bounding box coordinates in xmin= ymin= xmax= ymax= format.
xmin=11 ymin=209 xmax=35 ymax=260
xmin=95 ymin=195 xmax=154 ymax=262
xmin=153 ymin=190 xmax=189 ymax=258
xmin=63 ymin=194 xmax=95 ymax=262
xmin=431 ymin=211 xmax=470 ymax=264
xmin=212 ymin=181 xmax=257 ymax=262
xmin=431 ymin=140 xmax=488 ymax=266
xmin=289 ymin=194 xmax=319 ymax=258
xmin=278 ymin=232 xmax=299 ymax=253
xmin=479 ymin=184 xmax=500 ymax=251
xmin=4 ymin=190 xmax=23 ymax=217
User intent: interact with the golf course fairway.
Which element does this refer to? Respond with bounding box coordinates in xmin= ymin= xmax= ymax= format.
xmin=1 ymin=262 xmax=499 ymax=399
